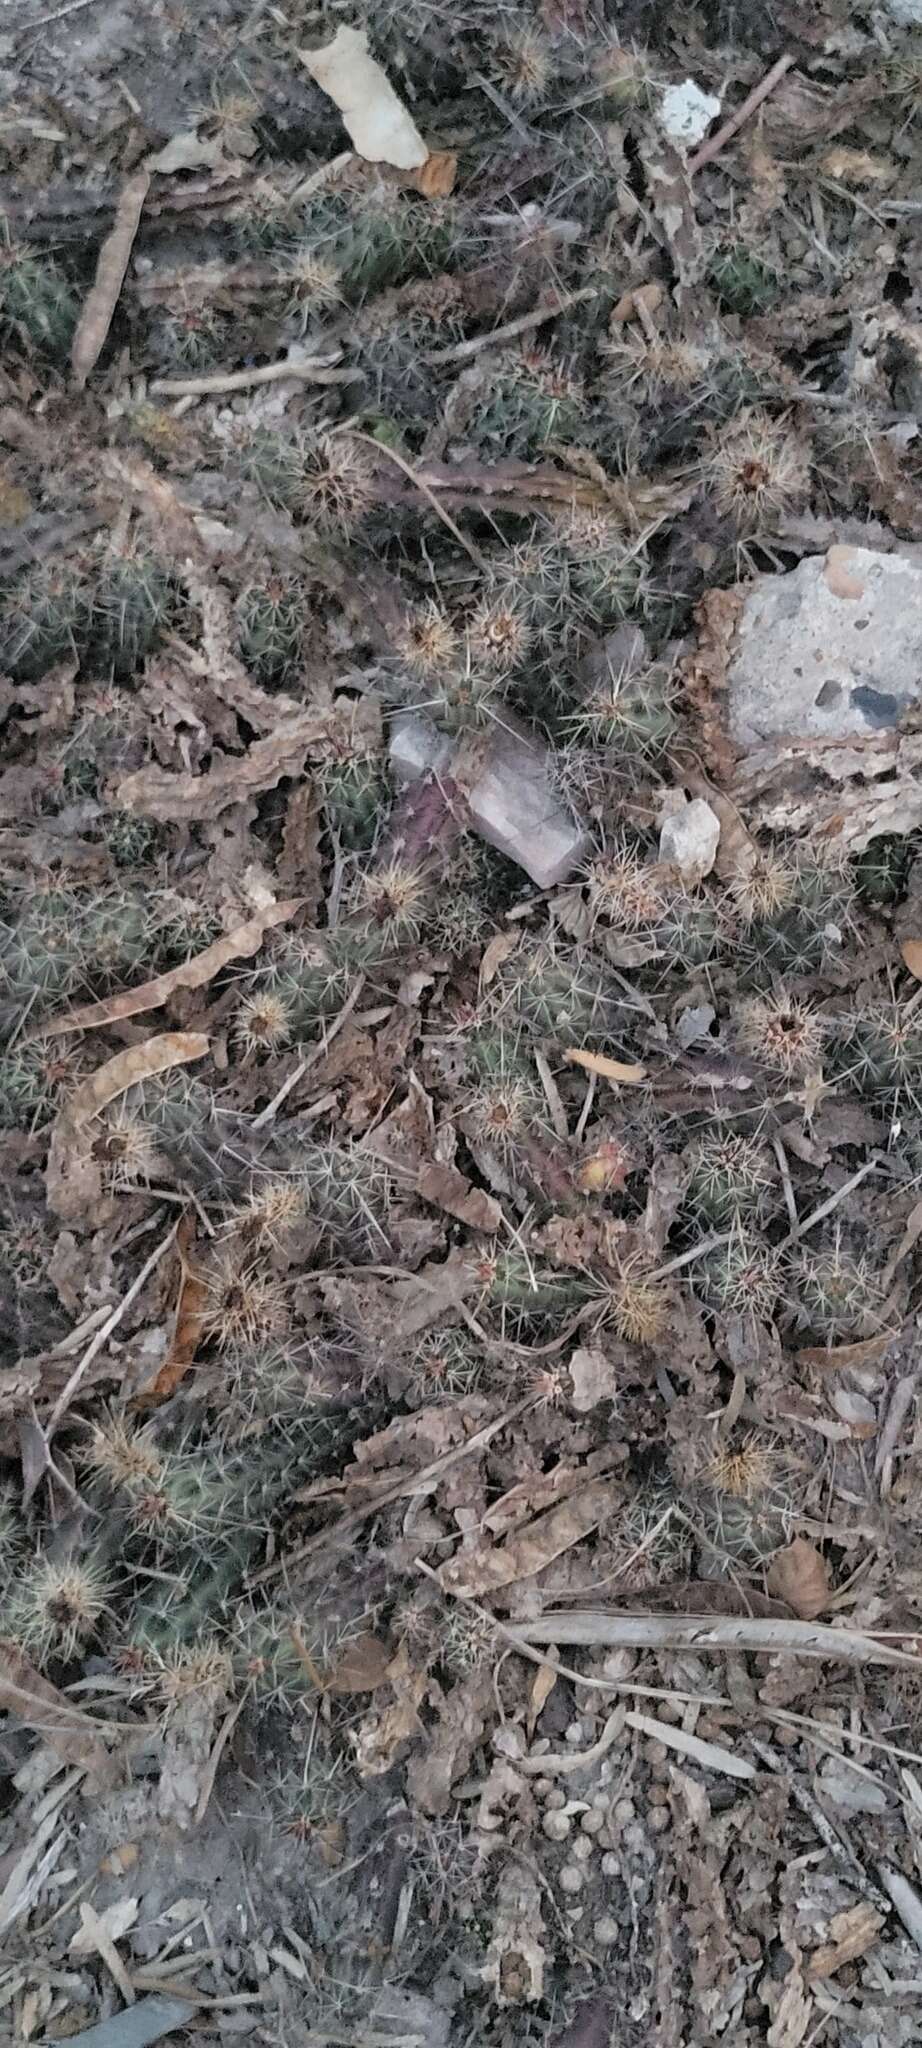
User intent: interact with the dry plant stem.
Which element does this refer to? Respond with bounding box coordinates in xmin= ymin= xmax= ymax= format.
xmin=246 ymin=1395 xmax=538 ymax=1585
xmin=513 ymin=1611 xmax=922 ymax=1670
xmin=71 ymin=169 xmax=149 ymax=388
xmin=48 ymin=1216 xmax=178 ymax=1434
xmin=773 ymin=1135 xmax=798 ymax=1232
xmin=687 ymin=52 xmax=794 ymax=174
xmin=151 ymin=354 xmax=349 ymax=398
xmin=345 ymin=428 xmax=488 ymax=571
xmin=251 ymin=975 xmax=365 ymax=1130
xmin=779 ymin=1155 xmax=882 ymax=1251
xmin=424 ymin=287 xmax=597 ymax=365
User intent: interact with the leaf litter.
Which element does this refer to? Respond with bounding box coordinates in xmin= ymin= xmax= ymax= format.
xmin=5 ymin=4 xmax=922 ymax=2044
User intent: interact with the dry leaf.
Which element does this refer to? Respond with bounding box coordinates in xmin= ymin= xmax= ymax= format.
xmin=767 ymin=1538 xmax=831 ymax=1620
xmin=439 ymin=1478 xmax=614 ymax=1596
xmin=40 ymin=900 xmax=301 ymax=1038
xmin=0 ymin=1640 xmax=117 ymax=1779
xmin=300 ymin=27 xmax=428 ymax=169
xmin=829 ymin=1387 xmax=877 ymax=1437
xmin=71 ymin=170 xmax=149 ymax=388
xmin=482 ymin=1864 xmax=547 ymax=2006
xmin=133 ymin=1216 xmax=208 ymax=1408
xmin=526 ymin=1661 xmax=557 ymax=1737
xmin=47 ymin=1033 xmax=208 ymax=1223
xmin=563 ymin=1048 xmax=647 ymax=1085
xmin=479 ymin=927 xmax=519 ymax=993
xmin=417 ymin=1160 xmax=501 ymax=1233
xmin=116 ymin=715 xmax=330 ymax=821
xmin=322 ymin=1631 xmax=393 ymax=1693
xmin=820 ymin=145 xmax=892 ymax=185
xmin=764 ymin=1957 xmax=812 ymax=2048
xmin=901 ymin=939 xmax=922 ymax=981
xmin=796 ymin=1333 xmax=893 ymax=1372
xmin=351 ymin=1641 xmax=427 ymax=1777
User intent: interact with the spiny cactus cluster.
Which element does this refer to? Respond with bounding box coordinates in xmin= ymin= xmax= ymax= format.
xmin=0 ymin=548 xmax=177 ymax=682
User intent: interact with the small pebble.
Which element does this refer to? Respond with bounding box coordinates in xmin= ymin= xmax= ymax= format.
xmin=594 ymin=1916 xmax=619 ymax=1945
xmin=543 ymin=1810 xmax=572 ymax=1842
xmin=545 ymin=1787 xmax=566 ymax=1811
xmin=581 ymin=1809 xmax=606 ymax=1835
xmin=565 ymin=1721 xmax=585 ymax=1745
xmin=601 ymin=1853 xmax=621 ymax=1878
xmin=533 ymin=1777 xmax=552 ymax=1799
xmin=613 ymin=1798 xmax=635 ymax=1825
xmin=649 ymin=1807 xmax=671 ymax=1834
xmin=559 ymin=1864 xmax=585 ymax=1895
xmin=572 ymin=1834 xmax=594 ymax=1863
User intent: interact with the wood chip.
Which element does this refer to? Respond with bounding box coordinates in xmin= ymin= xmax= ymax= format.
xmin=562 ymin=1049 xmax=647 ymax=1084
xmin=806 ymin=1902 xmax=884 ymax=1979
xmin=439 ymin=1479 xmax=614 ymax=1597
xmin=417 ymin=1160 xmax=501 ymax=1233
xmin=116 ymin=717 xmax=331 ymax=821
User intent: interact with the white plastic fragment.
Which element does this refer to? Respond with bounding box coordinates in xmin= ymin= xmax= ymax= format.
xmin=659 ymin=80 xmax=721 ymax=150
xmin=658 ymin=796 xmax=720 ymax=886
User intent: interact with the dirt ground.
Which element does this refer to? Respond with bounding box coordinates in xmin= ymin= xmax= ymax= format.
xmin=3 ymin=2 xmax=922 ymax=2044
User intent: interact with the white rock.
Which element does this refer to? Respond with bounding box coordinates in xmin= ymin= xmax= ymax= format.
xmin=388 ymin=712 xmax=590 ymax=890
xmin=659 ymin=79 xmax=721 ymax=149
xmin=658 ymin=796 xmax=720 ymax=885
xmin=727 ymin=545 xmax=922 ymax=748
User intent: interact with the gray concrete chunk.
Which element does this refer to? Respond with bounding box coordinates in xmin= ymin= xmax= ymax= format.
xmin=727 ymin=545 xmax=922 ymax=748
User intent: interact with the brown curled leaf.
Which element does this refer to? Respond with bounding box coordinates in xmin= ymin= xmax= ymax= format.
xmin=46 ymin=1033 xmax=208 ymax=1222
xmin=766 ymin=1537 xmax=831 ymax=1620
xmin=417 ymin=1160 xmax=502 ymax=1233
xmin=0 ymin=1639 xmax=119 ymax=1780
xmin=115 ymin=717 xmax=331 ymax=821
xmin=439 ymin=1478 xmax=614 ymax=1597
xmin=40 ymin=899 xmax=302 ymax=1038
xmin=71 ymin=170 xmax=150 ymax=388
xmin=133 ymin=1215 xmax=209 ymax=1409
xmin=901 ymin=938 xmax=922 ymax=982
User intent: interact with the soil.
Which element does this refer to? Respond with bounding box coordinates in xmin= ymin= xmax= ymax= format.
xmin=3 ymin=3 xmax=922 ymax=2045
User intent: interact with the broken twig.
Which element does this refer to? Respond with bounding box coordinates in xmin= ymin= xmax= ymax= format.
xmin=687 ymin=53 xmax=794 ymax=174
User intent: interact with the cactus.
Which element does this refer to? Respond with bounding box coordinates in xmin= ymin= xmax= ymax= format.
xmin=704 ymin=409 xmax=809 ymax=529
xmin=97 ymin=1109 xmax=160 ymax=1190
xmin=293 ymin=431 xmax=376 ymax=532
xmin=89 ymin=551 xmax=174 ymax=676
xmin=319 ymin=752 xmax=387 ymax=850
xmin=585 ymin=842 xmax=669 ymax=930
xmin=567 ymin=661 xmax=675 ymax=762
xmin=300 ymin=1142 xmax=392 ymax=1256
xmin=406 ymin=1328 xmax=484 ymax=1400
xmin=592 ymin=1260 xmax=667 ymax=1344
xmin=687 ymin=1134 xmax=774 ymax=1223
xmin=236 ymin=577 xmax=305 ymax=686
xmin=833 ymin=999 xmax=922 ymax=1103
xmin=790 ymin=1232 xmax=883 ymax=1337
xmin=151 ymin=305 xmax=227 ymax=372
xmin=708 ymin=246 xmax=778 ymax=316
xmin=853 ymin=834 xmax=913 ymax=907
xmin=500 ymin=941 xmax=624 ymax=1041
xmin=393 ymin=599 xmax=459 ymax=679
xmin=0 ymin=239 xmax=77 ymax=359
xmin=697 ymin=1227 xmax=780 ymax=1321
xmin=736 ymin=992 xmax=825 ymax=1077
xmin=0 ymin=1036 xmax=82 ymax=1132
xmin=489 ymin=19 xmax=552 ymax=102
xmin=200 ymin=1248 xmax=290 ymax=1352
xmin=0 ymin=563 xmax=85 ymax=681
xmin=234 ymin=986 xmax=294 ymax=1058
xmin=6 ymin=1553 xmax=111 ymax=1665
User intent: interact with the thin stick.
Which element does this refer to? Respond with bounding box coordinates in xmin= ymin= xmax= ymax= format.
xmin=772 ymin=1134 xmax=799 ymax=1233
xmin=687 ymin=52 xmax=794 ymax=174
xmin=251 ymin=976 xmax=364 ymax=1130
xmin=778 ymin=1155 xmax=881 ymax=1251
xmin=150 ymin=354 xmax=350 ymax=399
xmin=424 ymin=287 xmax=598 ymax=366
xmin=16 ymin=0 xmax=100 ymax=29
xmin=344 ymin=428 xmax=489 ymax=571
xmin=48 ymin=1217 xmax=178 ymax=1432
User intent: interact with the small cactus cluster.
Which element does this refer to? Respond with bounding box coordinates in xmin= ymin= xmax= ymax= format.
xmin=0 ymin=237 xmax=78 ymax=360
xmin=831 ymin=999 xmax=922 ymax=1108
xmin=788 ymin=1230 xmax=884 ymax=1338
xmin=235 ymin=576 xmax=307 ymax=686
xmin=686 ymin=1132 xmax=775 ymax=1223
xmin=233 ymin=936 xmax=353 ymax=1055
xmin=0 ymin=885 xmax=218 ymax=1042
xmin=496 ymin=940 xmax=626 ymax=1043
xmin=0 ymin=547 xmax=176 ymax=683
